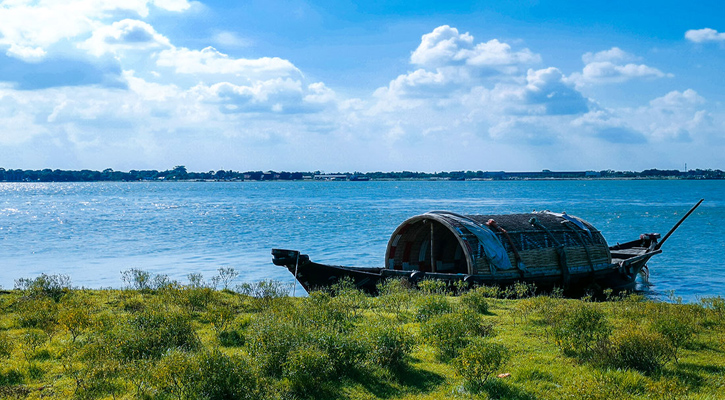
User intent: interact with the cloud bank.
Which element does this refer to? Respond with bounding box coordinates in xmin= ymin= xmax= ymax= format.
xmin=0 ymin=3 xmax=722 ymax=172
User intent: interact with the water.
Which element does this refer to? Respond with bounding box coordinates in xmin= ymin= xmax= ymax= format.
xmin=1 ymin=180 xmax=723 ymax=301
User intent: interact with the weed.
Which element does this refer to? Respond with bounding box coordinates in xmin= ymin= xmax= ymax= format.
xmin=453 ymin=338 xmax=509 ymax=388
xmin=0 ymin=332 xmax=12 ymax=359
xmin=600 ymin=326 xmax=671 ymax=373
xmin=418 ymin=278 xmax=449 ymax=295
xmin=414 ymin=295 xmax=453 ymax=322
xmin=552 ymin=302 xmax=611 ymax=359
xmin=360 ymin=317 xmax=413 ymax=371
xmin=421 ymin=311 xmax=494 ymax=360
xmin=459 ymin=287 xmax=490 ymax=314
xmin=14 ymin=274 xmax=71 ymax=302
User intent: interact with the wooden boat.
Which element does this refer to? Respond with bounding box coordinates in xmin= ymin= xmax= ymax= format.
xmin=272 ymin=200 xmax=702 ymax=295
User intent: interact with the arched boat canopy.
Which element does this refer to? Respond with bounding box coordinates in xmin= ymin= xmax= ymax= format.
xmin=384 ymin=211 xmax=611 ymax=276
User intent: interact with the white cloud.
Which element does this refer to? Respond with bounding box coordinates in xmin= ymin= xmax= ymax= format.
xmin=685 ymin=28 xmax=725 ymax=43
xmin=410 ymin=25 xmax=473 ymax=68
xmin=649 ymin=89 xmax=705 ymax=108
xmin=0 ymin=0 xmax=190 ymax=61
xmin=6 ymin=44 xmax=46 ymax=62
xmin=152 ymin=0 xmax=191 ymax=12
xmin=582 ymin=47 xmax=634 ymax=63
xmin=156 ymin=47 xmax=300 ymax=80
xmin=570 ymin=47 xmax=672 ymax=86
xmin=410 ymin=25 xmax=540 ymax=72
xmin=81 ymin=19 xmax=171 ymax=56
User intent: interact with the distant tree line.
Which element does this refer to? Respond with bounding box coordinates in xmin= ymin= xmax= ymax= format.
xmin=0 ymin=166 xmax=723 ymax=182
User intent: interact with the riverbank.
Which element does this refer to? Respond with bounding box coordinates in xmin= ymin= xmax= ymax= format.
xmin=1 ymin=275 xmax=723 ymax=399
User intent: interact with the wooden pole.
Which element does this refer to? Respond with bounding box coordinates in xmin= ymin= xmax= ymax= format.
xmin=656 ymin=199 xmax=704 ymax=250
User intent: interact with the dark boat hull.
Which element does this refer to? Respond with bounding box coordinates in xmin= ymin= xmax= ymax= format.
xmin=272 ymin=245 xmax=660 ymax=296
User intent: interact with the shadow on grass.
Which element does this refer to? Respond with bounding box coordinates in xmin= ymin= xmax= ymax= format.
xmin=345 ymin=364 xmax=446 ymax=399
xmin=471 ymin=379 xmax=538 ymax=400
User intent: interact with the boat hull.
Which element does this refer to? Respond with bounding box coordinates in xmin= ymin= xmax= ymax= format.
xmin=272 ymin=247 xmax=659 ymax=296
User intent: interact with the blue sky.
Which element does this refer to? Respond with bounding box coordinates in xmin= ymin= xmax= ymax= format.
xmin=0 ymin=0 xmax=723 ymax=172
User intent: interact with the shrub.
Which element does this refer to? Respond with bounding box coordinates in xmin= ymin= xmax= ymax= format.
xmin=375 ymin=279 xmax=414 ymax=317
xmin=453 ymin=339 xmax=509 ymax=387
xmin=421 ymin=311 xmax=494 ymax=360
xmin=552 ymin=303 xmax=611 ymax=358
xmin=601 ymin=326 xmax=671 ymax=373
xmin=360 ymin=318 xmax=413 ymax=371
xmin=415 ymin=295 xmax=453 ymax=322
xmin=0 ymin=368 xmax=24 ymax=386
xmin=0 ymin=332 xmax=13 ymax=359
xmin=57 ymin=294 xmax=95 ymax=342
xmin=120 ymin=269 xmax=152 ymax=291
xmin=651 ymin=310 xmax=696 ymax=362
xmin=85 ymin=310 xmax=199 ymax=362
xmin=459 ymin=288 xmax=490 ymax=314
xmin=15 ymin=297 xmax=58 ymax=335
xmin=283 ymin=346 xmax=334 ymax=394
xmin=512 ymin=281 xmax=537 ymax=299
xmin=418 ymin=279 xmax=448 ymax=295
xmin=154 ymin=349 xmax=259 ymax=400
xmin=211 ymin=267 xmax=239 ymax=290
xmin=236 ymin=279 xmax=290 ymax=299
xmin=14 ymin=274 xmax=71 ymax=302
xmin=120 ymin=310 xmax=200 ymax=360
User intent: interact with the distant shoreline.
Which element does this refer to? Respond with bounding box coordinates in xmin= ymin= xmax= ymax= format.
xmin=1 ymin=167 xmax=723 ymax=182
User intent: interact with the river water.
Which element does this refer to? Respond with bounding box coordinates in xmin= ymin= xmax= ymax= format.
xmin=1 ymin=180 xmax=722 ymax=301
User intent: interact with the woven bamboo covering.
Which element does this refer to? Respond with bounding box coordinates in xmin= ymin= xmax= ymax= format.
xmin=385 ymin=211 xmax=611 ymax=276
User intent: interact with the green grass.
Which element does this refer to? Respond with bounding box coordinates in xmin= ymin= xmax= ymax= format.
xmin=0 ymin=274 xmax=723 ymax=399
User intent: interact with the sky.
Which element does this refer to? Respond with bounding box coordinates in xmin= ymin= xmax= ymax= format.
xmin=0 ymin=0 xmax=724 ymax=173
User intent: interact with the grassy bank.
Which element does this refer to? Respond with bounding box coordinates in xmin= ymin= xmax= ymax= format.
xmin=0 ymin=273 xmax=723 ymax=399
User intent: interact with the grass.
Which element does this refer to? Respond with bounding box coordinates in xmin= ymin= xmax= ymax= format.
xmin=0 ymin=273 xmax=723 ymax=399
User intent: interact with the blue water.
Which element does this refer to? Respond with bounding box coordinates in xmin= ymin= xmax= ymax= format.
xmin=1 ymin=180 xmax=723 ymax=301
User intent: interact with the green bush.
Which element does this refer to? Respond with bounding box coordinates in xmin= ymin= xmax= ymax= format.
xmin=414 ymin=295 xmax=453 ymax=322
xmin=360 ymin=318 xmax=413 ymax=371
xmin=651 ymin=310 xmax=696 ymax=362
xmin=57 ymin=294 xmax=95 ymax=342
xmin=283 ymin=346 xmax=334 ymax=395
xmin=421 ymin=311 xmax=494 ymax=360
xmin=14 ymin=274 xmax=71 ymax=302
xmin=120 ymin=269 xmax=152 ymax=291
xmin=236 ymin=279 xmax=290 ymax=299
xmin=0 ymin=368 xmax=24 ymax=386
xmin=0 ymin=332 xmax=13 ymax=359
xmin=552 ymin=303 xmax=611 ymax=358
xmin=86 ymin=309 xmax=200 ymax=362
xmin=453 ymin=339 xmax=509 ymax=387
xmin=15 ymin=297 xmax=58 ymax=334
xmin=459 ymin=288 xmax=490 ymax=314
xmin=154 ymin=349 xmax=259 ymax=400
xmin=418 ymin=279 xmax=448 ymax=295
xmin=121 ymin=310 xmax=200 ymax=360
xmin=601 ymin=326 xmax=671 ymax=373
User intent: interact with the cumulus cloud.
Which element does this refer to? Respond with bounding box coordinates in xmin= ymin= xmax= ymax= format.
xmin=192 ymin=78 xmax=336 ymax=114
xmin=411 ymin=25 xmax=540 ymax=71
xmin=0 ymin=0 xmax=190 ymax=61
xmin=523 ymin=68 xmax=589 ymax=115
xmin=81 ymin=19 xmax=172 ymax=56
xmin=570 ymin=47 xmax=672 ymax=86
xmin=581 ymin=47 xmax=634 ymax=63
xmin=685 ymin=28 xmax=725 ymax=43
xmin=375 ymin=25 xmax=543 ymax=108
xmin=157 ymin=47 xmax=301 ymax=80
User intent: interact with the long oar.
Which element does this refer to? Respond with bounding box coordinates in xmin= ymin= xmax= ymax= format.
xmin=656 ymin=199 xmax=704 ymax=250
